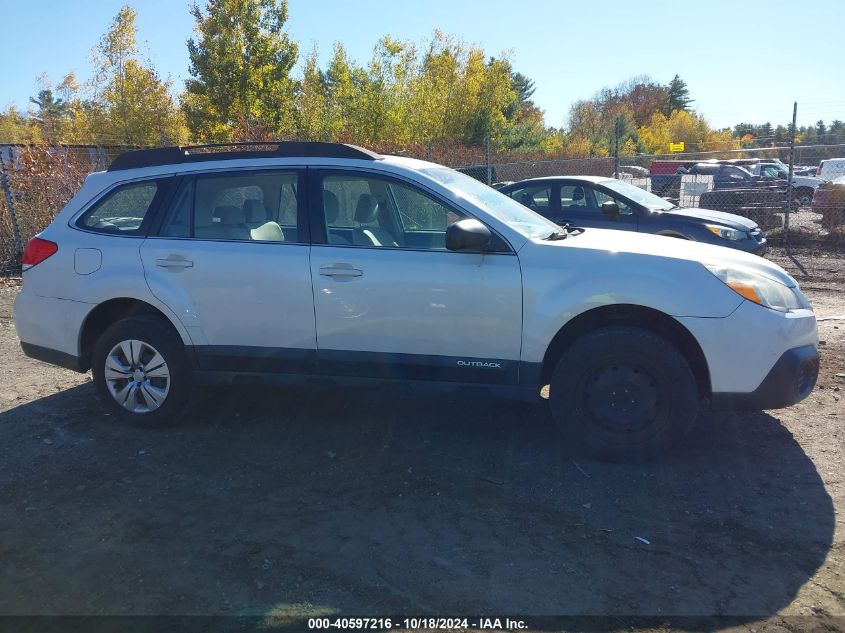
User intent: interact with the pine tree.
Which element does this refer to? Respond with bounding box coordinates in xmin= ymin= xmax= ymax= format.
xmin=29 ymin=89 xmax=69 ymax=141
xmin=666 ymin=74 xmax=693 ymax=112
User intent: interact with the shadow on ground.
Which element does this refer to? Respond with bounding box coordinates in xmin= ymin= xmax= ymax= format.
xmin=0 ymin=382 xmax=834 ymax=626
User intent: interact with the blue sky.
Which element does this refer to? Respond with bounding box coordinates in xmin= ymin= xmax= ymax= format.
xmin=2 ymin=0 xmax=844 ymax=130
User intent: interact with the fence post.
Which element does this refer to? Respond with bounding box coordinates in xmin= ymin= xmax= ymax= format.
xmin=0 ymin=153 xmax=24 ymax=255
xmin=614 ymin=118 xmax=621 ymax=179
xmin=485 ymin=134 xmax=492 ymax=185
xmin=784 ymin=101 xmax=797 ymax=256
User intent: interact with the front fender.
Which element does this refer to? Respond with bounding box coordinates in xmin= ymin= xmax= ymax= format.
xmin=519 ymin=246 xmax=742 ymax=364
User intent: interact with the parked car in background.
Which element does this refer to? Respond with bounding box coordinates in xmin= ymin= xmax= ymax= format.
xmin=812 ymin=175 xmax=845 ymax=228
xmin=746 ymin=162 xmax=820 ymax=206
xmin=818 ymin=158 xmax=845 ymax=182
xmin=650 ymin=160 xmax=785 ymax=195
xmin=13 ymin=142 xmax=817 ymax=462
xmin=650 ymin=161 xmax=788 ymax=227
xmin=498 ymin=176 xmax=767 ymax=253
xmin=648 ymin=160 xmax=695 ymax=198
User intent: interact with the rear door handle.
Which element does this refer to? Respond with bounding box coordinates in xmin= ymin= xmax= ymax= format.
xmin=156 ymin=256 xmax=194 ymax=269
xmin=319 ymin=264 xmax=363 ymax=278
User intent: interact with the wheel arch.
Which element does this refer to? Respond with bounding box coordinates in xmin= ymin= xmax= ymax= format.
xmin=78 ymin=298 xmax=186 ymax=372
xmin=540 ymin=303 xmax=711 ymax=400
xmin=655 ymin=230 xmax=692 ymax=239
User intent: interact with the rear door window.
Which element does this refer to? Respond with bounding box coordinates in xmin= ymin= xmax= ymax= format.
xmin=159 ymin=170 xmax=302 ymax=242
xmin=78 ymin=180 xmax=162 ymax=234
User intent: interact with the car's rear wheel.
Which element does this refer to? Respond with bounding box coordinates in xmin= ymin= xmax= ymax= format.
xmin=548 ymin=326 xmax=699 ymax=462
xmin=92 ymin=315 xmax=191 ymax=427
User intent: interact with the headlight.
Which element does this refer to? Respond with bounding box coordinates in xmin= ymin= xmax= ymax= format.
xmin=705 ymin=224 xmax=747 ymax=241
xmin=703 ymin=264 xmax=810 ymax=312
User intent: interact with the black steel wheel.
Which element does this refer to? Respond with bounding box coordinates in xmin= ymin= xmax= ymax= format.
xmin=549 ymin=326 xmax=699 ymax=462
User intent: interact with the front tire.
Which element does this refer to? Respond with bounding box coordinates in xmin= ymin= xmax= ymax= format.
xmin=92 ymin=314 xmax=191 ymax=427
xmin=548 ymin=327 xmax=699 ymax=462
xmin=794 ymin=187 xmax=814 ymax=208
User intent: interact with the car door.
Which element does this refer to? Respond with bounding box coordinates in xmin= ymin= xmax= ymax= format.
xmin=558 ymin=181 xmax=638 ymax=231
xmin=309 ymin=169 xmax=523 ymax=385
xmin=716 ymin=165 xmax=750 ymax=190
xmin=140 ymin=168 xmax=317 ymax=373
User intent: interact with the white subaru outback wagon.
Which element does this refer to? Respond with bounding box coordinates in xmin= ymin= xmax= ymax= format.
xmin=13 ymin=142 xmax=820 ymax=461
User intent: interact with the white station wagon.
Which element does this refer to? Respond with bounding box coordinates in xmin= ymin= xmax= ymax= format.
xmin=14 ymin=143 xmax=820 ymax=461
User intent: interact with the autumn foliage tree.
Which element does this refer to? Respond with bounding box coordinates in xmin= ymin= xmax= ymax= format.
xmin=183 ymin=0 xmax=299 ymax=141
xmin=87 ymin=6 xmax=186 ymax=145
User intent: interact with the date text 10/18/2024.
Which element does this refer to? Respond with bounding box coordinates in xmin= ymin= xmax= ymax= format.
xmin=307 ymin=617 xmax=528 ymax=630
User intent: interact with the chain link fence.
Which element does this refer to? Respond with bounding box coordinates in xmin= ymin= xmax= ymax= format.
xmin=2 ymin=141 xmax=844 ymax=274
xmin=0 ymin=145 xmax=126 ymax=273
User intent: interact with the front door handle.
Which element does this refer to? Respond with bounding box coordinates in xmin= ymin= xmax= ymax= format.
xmin=319 ymin=264 xmax=363 ymax=278
xmin=156 ymin=256 xmax=194 ymax=269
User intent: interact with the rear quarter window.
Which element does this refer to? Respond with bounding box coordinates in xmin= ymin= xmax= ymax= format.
xmin=77 ymin=181 xmax=161 ymax=234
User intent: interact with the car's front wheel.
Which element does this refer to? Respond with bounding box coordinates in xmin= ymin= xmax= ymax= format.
xmin=92 ymin=314 xmax=191 ymax=427
xmin=548 ymin=326 xmax=699 ymax=462
xmin=793 ymin=187 xmax=814 ymax=208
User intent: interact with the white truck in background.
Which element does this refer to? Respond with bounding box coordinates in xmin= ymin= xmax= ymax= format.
xmin=748 ymin=160 xmax=822 ymax=207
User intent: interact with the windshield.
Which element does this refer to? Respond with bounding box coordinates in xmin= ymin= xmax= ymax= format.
xmin=422 ymin=166 xmax=561 ymax=238
xmin=599 ymin=178 xmax=675 ymax=211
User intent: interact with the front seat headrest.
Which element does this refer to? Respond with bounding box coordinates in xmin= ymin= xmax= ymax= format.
xmin=243 ymin=199 xmax=267 ymax=224
xmin=572 ymin=187 xmax=585 ymax=201
xmin=214 ymin=205 xmax=246 ymax=225
xmin=355 ymin=194 xmax=379 ymax=224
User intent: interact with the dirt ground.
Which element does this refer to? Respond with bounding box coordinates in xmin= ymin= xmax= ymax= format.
xmin=0 ymin=248 xmax=843 ymax=631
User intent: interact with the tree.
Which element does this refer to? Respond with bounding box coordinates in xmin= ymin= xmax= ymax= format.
xmin=815 ymin=120 xmax=827 ymax=143
xmin=666 ymin=74 xmax=693 ymax=112
xmin=29 ymin=88 xmax=69 ymax=141
xmin=91 ymin=5 xmax=186 ymax=145
xmin=322 ymin=43 xmax=358 ymax=141
xmin=510 ymin=71 xmax=535 ymax=108
xmin=637 ymin=109 xmax=710 ymax=154
xmin=0 ymin=106 xmax=41 ymax=143
xmin=294 ymin=46 xmax=331 ymax=141
xmin=183 ymin=0 xmax=299 ymax=141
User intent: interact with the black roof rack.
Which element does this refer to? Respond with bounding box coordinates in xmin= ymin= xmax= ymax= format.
xmin=107 ymin=141 xmax=382 ymax=171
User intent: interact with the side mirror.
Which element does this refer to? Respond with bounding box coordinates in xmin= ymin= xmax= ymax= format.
xmin=445 ymin=218 xmax=492 ymax=252
xmin=601 ymin=201 xmax=620 ymax=217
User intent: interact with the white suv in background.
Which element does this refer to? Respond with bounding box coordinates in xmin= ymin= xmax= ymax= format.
xmin=13 ymin=143 xmax=820 ymax=461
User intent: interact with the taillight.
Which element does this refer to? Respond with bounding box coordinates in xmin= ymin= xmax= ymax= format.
xmin=22 ymin=237 xmax=58 ymax=270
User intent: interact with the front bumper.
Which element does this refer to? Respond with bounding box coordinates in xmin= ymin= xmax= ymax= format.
xmin=732 ymin=229 xmax=767 ymax=255
xmin=677 ymin=301 xmax=817 ymax=397
xmin=711 ymin=345 xmax=819 ymax=410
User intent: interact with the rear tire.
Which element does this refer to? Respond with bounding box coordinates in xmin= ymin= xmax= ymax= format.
xmin=548 ymin=326 xmax=699 ymax=462
xmin=92 ymin=314 xmax=192 ymax=428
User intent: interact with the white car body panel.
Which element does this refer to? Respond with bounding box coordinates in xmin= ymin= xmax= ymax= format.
xmin=140 ymin=238 xmax=315 ymax=352
xmin=309 ymin=245 xmax=522 ymax=361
